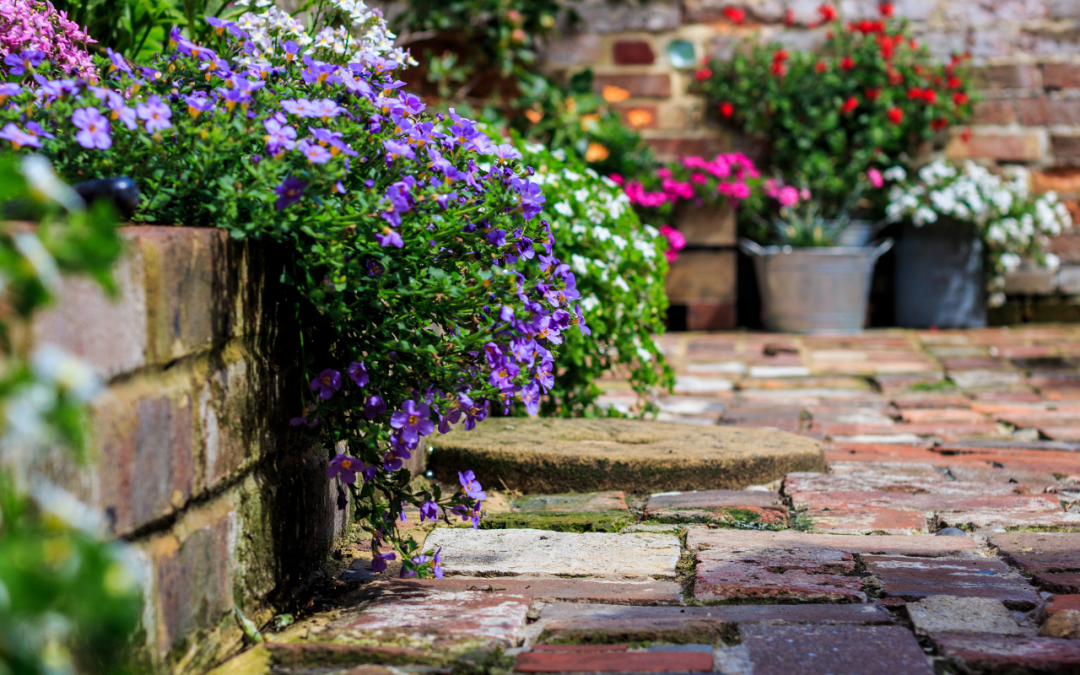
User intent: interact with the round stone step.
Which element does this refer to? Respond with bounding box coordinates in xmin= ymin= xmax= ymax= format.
xmin=427 ymin=418 xmax=823 ymax=493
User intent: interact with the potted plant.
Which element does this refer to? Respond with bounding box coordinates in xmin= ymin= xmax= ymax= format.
xmin=738 ymin=170 xmax=892 ymax=333
xmin=885 ymin=160 xmax=1071 ymax=327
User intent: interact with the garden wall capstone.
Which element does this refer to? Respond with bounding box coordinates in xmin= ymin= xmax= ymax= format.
xmin=18 ymin=227 xmax=353 ymax=675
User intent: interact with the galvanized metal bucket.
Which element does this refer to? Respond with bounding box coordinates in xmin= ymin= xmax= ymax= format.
xmin=740 ymin=238 xmax=894 ymax=334
xmin=893 ymin=220 xmax=986 ymax=328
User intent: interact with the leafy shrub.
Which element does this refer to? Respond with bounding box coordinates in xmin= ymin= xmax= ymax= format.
xmin=520 ymin=142 xmax=672 ymax=415
xmin=691 ymin=2 xmax=974 ymax=216
xmin=0 ymin=0 xmax=585 ymax=577
xmin=0 ymin=154 xmax=141 ymax=675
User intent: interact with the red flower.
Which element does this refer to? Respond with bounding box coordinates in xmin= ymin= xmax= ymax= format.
xmin=960 ymin=127 xmax=972 ymax=143
xmin=773 ymin=49 xmax=790 ymax=62
xmin=879 ymin=39 xmax=894 ymax=59
xmin=723 ymin=6 xmax=746 ymax=23
xmin=841 ymin=96 xmax=859 ymax=114
xmin=865 ymin=88 xmax=880 ymax=101
xmin=784 ymin=8 xmax=796 ymax=25
xmin=953 ymin=92 xmax=969 ymax=105
xmin=910 ymin=38 xmax=919 ymax=49
xmin=887 ymin=107 xmax=903 ymax=124
xmin=888 ymin=69 xmax=904 ymax=85
xmin=815 ymin=61 xmax=828 ymax=73
xmin=923 ymin=89 xmax=938 ymax=104
xmin=840 ymin=56 xmax=855 ymax=70
xmin=948 ymin=76 xmax=963 ymax=89
xmin=719 ymin=102 xmax=734 ymax=118
xmin=879 ymin=2 xmax=894 ymax=17
xmin=907 ymin=87 xmax=923 ymax=100
xmin=695 ymin=68 xmax=712 ymax=81
xmin=818 ymin=4 xmax=837 ymax=22
xmin=931 ymin=118 xmax=948 ymax=131
xmin=771 ymin=61 xmax=787 ymax=76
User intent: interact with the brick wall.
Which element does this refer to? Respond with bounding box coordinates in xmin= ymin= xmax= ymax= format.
xmin=18 ymin=227 xmax=350 ymax=674
xmin=540 ymin=0 xmax=1080 ymax=324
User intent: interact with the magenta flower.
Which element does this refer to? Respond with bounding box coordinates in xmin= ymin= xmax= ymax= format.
xmin=72 ymin=107 xmax=111 ymax=150
xmin=390 ymin=400 xmax=435 ymax=445
xmin=274 ymin=177 xmax=306 ymax=210
xmin=868 ymin=167 xmax=884 ymax=188
xmin=310 ymin=368 xmax=342 ymax=399
xmin=136 ymin=95 xmax=172 ymax=133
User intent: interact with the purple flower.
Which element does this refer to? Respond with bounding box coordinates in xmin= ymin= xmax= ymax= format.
xmin=464 ymin=401 xmax=489 ymax=430
xmin=274 ymin=177 xmax=306 ymax=210
xmin=572 ymin=304 xmax=591 ymax=336
xmin=0 ymin=82 xmax=20 ymax=102
xmin=522 ymin=381 xmax=541 ymax=416
xmin=383 ymin=443 xmax=412 ymax=472
xmin=184 ymin=92 xmax=215 ymax=118
xmin=0 ymin=123 xmax=41 ymax=149
xmin=495 ymin=143 xmax=522 ymax=161
xmin=72 ymin=107 xmax=111 ymax=150
xmin=282 ymin=40 xmax=301 ymax=62
xmin=263 ymin=115 xmax=296 ymax=155
xmin=327 ymin=454 xmax=365 ymax=484
xmin=376 ymin=226 xmax=404 ymax=248
xmin=451 ymin=504 xmax=481 ymax=529
xmin=289 ymin=401 xmax=321 ymax=427
xmin=489 ymin=361 xmax=520 ymax=389
xmin=364 ymin=394 xmax=386 ymax=420
xmin=311 ymin=127 xmax=357 ymax=157
xmin=4 ymin=50 xmax=45 ymax=76
xmin=458 ymin=470 xmax=487 ymax=501
xmin=371 ymin=550 xmax=395 ymax=573
xmin=107 ymin=48 xmax=131 ymax=75
xmin=310 ymin=369 xmax=342 ymax=399
xmin=346 ymin=361 xmax=369 ymax=387
xmin=402 ymin=554 xmax=427 ymax=578
xmin=433 ymin=547 xmax=444 ymax=578
xmin=136 ymin=95 xmax=172 ymax=133
xmin=24 ymin=121 xmax=54 ymax=140
xmin=221 ymin=88 xmax=252 ymax=112
xmin=420 ymin=500 xmax=438 ymax=522
xmin=383 ymin=139 xmax=415 ymax=162
xmin=298 ymin=138 xmax=332 ymax=164
xmin=390 ymin=400 xmax=435 ymax=445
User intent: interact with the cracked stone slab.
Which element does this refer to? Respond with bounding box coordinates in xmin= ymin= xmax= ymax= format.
xmin=424 ymin=527 xmax=681 ymax=578
xmin=428 ymin=418 xmax=823 ymax=493
xmin=863 ymin=556 xmax=1041 ymax=607
xmin=739 ymin=624 xmax=935 ymax=675
xmin=644 ymin=489 xmax=788 ymax=526
xmin=687 ymin=528 xmax=980 ymax=557
xmin=989 ymin=532 xmax=1080 ymax=574
xmin=907 ymin=596 xmax=1031 ymax=637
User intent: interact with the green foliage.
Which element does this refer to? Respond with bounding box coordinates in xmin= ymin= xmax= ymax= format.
xmin=0 ymin=154 xmax=140 ymax=675
xmin=692 ymin=12 xmax=975 ymax=217
xmin=520 ymin=142 xmax=672 ymax=415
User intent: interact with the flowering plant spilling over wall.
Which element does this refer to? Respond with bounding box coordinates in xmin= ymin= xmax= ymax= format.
xmin=0 ymin=0 xmax=583 ymax=578
xmin=0 ymin=154 xmax=141 ymax=675
xmin=615 ymin=152 xmax=763 ymax=222
xmin=691 ymin=2 xmax=974 ymax=216
xmin=523 ymin=143 xmax=672 ymax=415
xmin=0 ymin=0 xmax=97 ymax=78
xmin=886 ymin=160 xmax=1072 ymax=306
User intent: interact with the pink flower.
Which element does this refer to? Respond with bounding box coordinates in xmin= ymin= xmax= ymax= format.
xmin=659 ymin=225 xmax=686 ymax=262
xmin=731 ymin=182 xmax=752 ymax=200
xmin=681 ymin=156 xmax=709 ymax=170
xmin=656 ymin=167 xmax=673 ymax=180
xmin=777 ymin=186 xmax=800 ymax=207
xmin=625 ymin=181 xmax=669 ymax=208
xmin=661 ymin=178 xmax=695 ymax=201
xmin=690 ymin=172 xmax=707 ymax=184
xmin=0 ymin=0 xmax=97 ymax=78
xmin=867 ymin=167 xmax=884 ymax=188
xmin=608 ymin=173 xmax=625 ymax=186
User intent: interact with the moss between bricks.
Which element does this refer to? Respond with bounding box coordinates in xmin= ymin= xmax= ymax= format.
xmin=645 ymin=507 xmax=787 ymax=531
xmin=428 ymin=418 xmax=824 ymax=493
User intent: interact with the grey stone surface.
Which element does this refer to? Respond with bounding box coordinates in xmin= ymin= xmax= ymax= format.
xmin=424 ymin=528 xmax=681 ymax=578
xmin=907 ymin=596 xmax=1029 ymax=636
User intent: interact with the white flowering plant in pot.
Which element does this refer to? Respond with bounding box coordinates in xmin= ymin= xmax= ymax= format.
xmin=885 ymin=160 xmax=1072 ymax=306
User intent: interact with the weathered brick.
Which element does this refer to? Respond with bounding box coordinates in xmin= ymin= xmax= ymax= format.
xmin=1019 ymin=97 xmax=1080 ymax=126
xmin=908 ymin=596 xmax=1030 ymax=637
xmin=863 ymin=556 xmax=1041 ymax=607
xmin=990 ymin=532 xmax=1080 ymax=574
xmin=377 ymin=578 xmax=684 ymax=604
xmin=574 ymin=0 xmax=682 ymax=33
xmin=739 ymin=625 xmax=935 ymax=675
xmin=972 ymin=99 xmax=1016 ymax=125
xmin=516 ymin=649 xmax=712 ymax=673
xmin=1044 ymin=63 xmax=1080 ymax=89
xmin=1053 ymin=134 xmax=1080 ymax=160
xmin=1052 ymin=0 xmax=1080 ymax=19
xmin=612 ymin=40 xmax=655 ymax=65
xmin=934 ymin=635 xmax=1080 ymax=673
xmin=644 ymin=135 xmax=729 ymax=160
xmin=971 ymin=64 xmax=1042 ymax=89
xmin=593 ymin=73 xmax=671 ymax=98
xmin=1038 ymin=573 xmax=1080 ymax=593
xmin=539 ymin=34 xmax=602 ymax=67
xmin=674 ymin=202 xmax=735 ymax=246
xmin=614 ymin=104 xmax=658 ymax=130
xmin=1005 ymin=266 xmax=1059 ymax=295
xmin=946 ymin=131 xmax=1046 ymax=162
xmin=666 ymin=250 xmax=736 ymax=303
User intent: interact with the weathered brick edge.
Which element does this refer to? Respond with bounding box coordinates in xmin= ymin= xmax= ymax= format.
xmin=25 ymin=227 xmax=351 ymax=674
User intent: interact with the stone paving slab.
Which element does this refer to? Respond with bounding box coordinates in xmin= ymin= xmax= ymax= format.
xmin=514 ymin=648 xmax=714 ymax=673
xmin=738 ymin=624 xmax=935 ymax=675
xmin=483 ymin=491 xmax=635 ymax=533
xmin=372 ymin=577 xmax=685 ymax=605
xmin=428 ymin=418 xmax=824 ymax=493
xmin=989 ymin=532 xmax=1080 ymax=573
xmin=424 ymin=528 xmax=682 ymax=578
xmin=933 ymin=635 xmax=1080 ymax=674
xmin=687 ymin=528 xmax=981 ymax=557
xmin=862 ymin=556 xmax=1041 ymax=607
xmin=907 ymin=596 xmax=1031 ymax=637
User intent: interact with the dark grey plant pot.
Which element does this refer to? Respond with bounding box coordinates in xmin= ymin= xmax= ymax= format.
xmin=894 ymin=220 xmax=986 ymax=328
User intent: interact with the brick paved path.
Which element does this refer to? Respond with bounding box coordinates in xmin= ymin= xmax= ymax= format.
xmin=219 ymin=327 xmax=1080 ymax=675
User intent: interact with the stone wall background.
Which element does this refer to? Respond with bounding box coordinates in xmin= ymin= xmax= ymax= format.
xmin=534 ymin=0 xmax=1080 ymax=322
xmin=15 ymin=227 xmax=350 ymax=674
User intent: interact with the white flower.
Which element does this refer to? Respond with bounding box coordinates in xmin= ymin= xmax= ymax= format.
xmin=592 ymin=226 xmax=612 ymax=242
xmin=571 ymin=254 xmax=589 ymax=275
xmin=554 ymin=201 xmax=573 ymax=216
xmin=581 ymin=295 xmax=600 ymax=312
xmin=1045 ymin=253 xmax=1061 ymax=269
xmin=573 ymin=188 xmax=590 ymax=203
xmin=1000 ymin=253 xmax=1022 ymax=270
xmin=883 ymin=166 xmax=906 ymax=182
xmin=913 ymin=206 xmax=938 ymax=226
xmin=636 ymin=346 xmax=653 ymax=363
xmin=32 ymin=344 xmax=103 ymax=403
xmin=14 ymin=232 xmax=59 ymax=290
xmin=644 ymin=224 xmax=660 ymax=238
xmin=611 ymin=235 xmax=628 ymax=250
xmin=613 ymin=276 xmax=630 ymax=292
